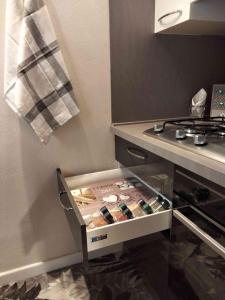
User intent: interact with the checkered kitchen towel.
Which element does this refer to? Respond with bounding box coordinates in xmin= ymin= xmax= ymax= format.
xmin=4 ymin=0 xmax=79 ymax=143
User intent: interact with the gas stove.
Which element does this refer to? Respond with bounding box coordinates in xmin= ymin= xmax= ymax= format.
xmin=144 ymin=117 xmax=225 ymax=164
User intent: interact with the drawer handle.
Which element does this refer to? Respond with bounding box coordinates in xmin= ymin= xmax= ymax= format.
xmin=58 ymin=191 xmax=73 ymax=211
xmin=158 ymin=10 xmax=182 ymax=23
xmin=127 ymin=147 xmax=148 ymax=160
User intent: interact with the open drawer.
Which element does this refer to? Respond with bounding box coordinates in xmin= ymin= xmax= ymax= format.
xmin=57 ymin=168 xmax=172 ymax=266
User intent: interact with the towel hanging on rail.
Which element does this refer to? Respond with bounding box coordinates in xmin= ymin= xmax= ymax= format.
xmin=4 ymin=0 xmax=79 ymax=143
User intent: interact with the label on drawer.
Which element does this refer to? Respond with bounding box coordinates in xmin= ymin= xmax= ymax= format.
xmin=91 ymin=234 xmax=108 ymax=243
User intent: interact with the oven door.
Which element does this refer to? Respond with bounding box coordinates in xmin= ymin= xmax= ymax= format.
xmin=173 ymin=166 xmax=225 ymax=228
xmin=168 ymin=206 xmax=225 ymax=300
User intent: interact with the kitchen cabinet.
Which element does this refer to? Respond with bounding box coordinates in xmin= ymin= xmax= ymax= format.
xmin=155 ymin=0 xmax=225 ymax=35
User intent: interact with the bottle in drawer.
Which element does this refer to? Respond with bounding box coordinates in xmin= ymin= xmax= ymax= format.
xmin=86 ymin=207 xmax=126 ymax=229
xmin=149 ymin=195 xmax=170 ymax=212
xmin=118 ymin=203 xmax=134 ymax=219
xmin=129 ymin=203 xmax=146 ymax=217
xmin=138 ymin=199 xmax=153 ymax=215
xmin=111 ymin=209 xmax=128 ymax=222
xmin=100 ymin=206 xmax=115 ymax=224
xmin=85 ymin=212 xmax=107 ymax=230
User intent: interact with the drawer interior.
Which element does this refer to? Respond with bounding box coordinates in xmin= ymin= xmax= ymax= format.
xmin=65 ymin=168 xmax=172 ymax=232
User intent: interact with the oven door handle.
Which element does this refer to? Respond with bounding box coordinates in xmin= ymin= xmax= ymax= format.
xmin=173 ymin=210 xmax=225 ymax=259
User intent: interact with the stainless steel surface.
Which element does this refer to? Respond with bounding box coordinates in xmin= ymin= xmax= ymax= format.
xmin=175 ymin=129 xmax=186 ymax=140
xmin=58 ymin=191 xmax=73 ymax=211
xmin=144 ymin=119 xmax=225 ymax=165
xmin=158 ymin=9 xmax=183 ymax=23
xmin=174 ymin=209 xmax=225 ymax=259
xmin=194 ymin=134 xmax=207 ymax=146
xmin=154 ymin=124 xmax=164 ymax=133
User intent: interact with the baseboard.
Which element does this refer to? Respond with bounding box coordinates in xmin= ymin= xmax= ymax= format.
xmin=0 ymin=252 xmax=82 ymax=286
xmin=0 ymin=243 xmax=123 ymax=286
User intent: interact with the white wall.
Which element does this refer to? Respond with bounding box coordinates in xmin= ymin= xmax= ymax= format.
xmin=0 ymin=0 xmax=115 ymax=273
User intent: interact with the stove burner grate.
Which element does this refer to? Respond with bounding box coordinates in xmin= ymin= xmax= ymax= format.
xmin=217 ymin=131 xmax=225 ymax=137
xmin=162 ymin=117 xmax=225 ymax=138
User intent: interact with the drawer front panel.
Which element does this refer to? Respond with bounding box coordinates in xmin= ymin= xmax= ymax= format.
xmin=115 ymin=136 xmax=174 ymax=197
xmin=87 ymin=210 xmax=172 ymax=252
xmin=115 ymin=136 xmax=157 ymax=167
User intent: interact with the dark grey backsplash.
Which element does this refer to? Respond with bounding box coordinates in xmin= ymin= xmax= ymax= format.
xmin=110 ymin=0 xmax=225 ymax=123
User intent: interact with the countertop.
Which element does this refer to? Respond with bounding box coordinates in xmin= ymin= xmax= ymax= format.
xmin=111 ymin=122 xmax=225 ymax=188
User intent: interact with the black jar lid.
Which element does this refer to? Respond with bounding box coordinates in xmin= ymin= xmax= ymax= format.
xmin=138 ymin=199 xmax=153 ymax=214
xmin=119 ymin=203 xmax=133 ymax=219
xmin=100 ymin=206 xmax=114 ymax=224
xmin=155 ymin=195 xmax=170 ymax=210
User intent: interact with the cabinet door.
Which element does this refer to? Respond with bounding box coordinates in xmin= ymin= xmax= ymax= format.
xmin=155 ymin=0 xmax=190 ymax=33
xmin=168 ymin=206 xmax=225 ymax=300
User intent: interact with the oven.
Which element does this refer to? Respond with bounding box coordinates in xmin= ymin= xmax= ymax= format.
xmin=168 ymin=166 xmax=225 ymax=300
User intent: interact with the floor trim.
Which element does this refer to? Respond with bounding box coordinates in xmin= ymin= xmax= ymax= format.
xmin=0 ymin=252 xmax=82 ymax=286
xmin=0 ymin=244 xmax=123 ymax=286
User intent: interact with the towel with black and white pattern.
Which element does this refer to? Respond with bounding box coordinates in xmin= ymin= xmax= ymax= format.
xmin=4 ymin=0 xmax=79 ymax=143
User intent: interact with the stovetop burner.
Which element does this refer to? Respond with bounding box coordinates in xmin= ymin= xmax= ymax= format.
xmin=184 ymin=128 xmax=199 ymax=136
xmin=163 ymin=117 xmax=225 ymax=136
xmin=218 ymin=131 xmax=225 ymax=136
xmin=154 ymin=117 xmax=225 ymax=138
xmin=144 ymin=117 xmax=225 ymax=164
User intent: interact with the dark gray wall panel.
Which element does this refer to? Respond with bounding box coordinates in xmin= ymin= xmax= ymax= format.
xmin=110 ymin=0 xmax=225 ymax=123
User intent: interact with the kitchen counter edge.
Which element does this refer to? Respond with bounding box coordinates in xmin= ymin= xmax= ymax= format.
xmin=111 ymin=122 xmax=225 ymax=188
